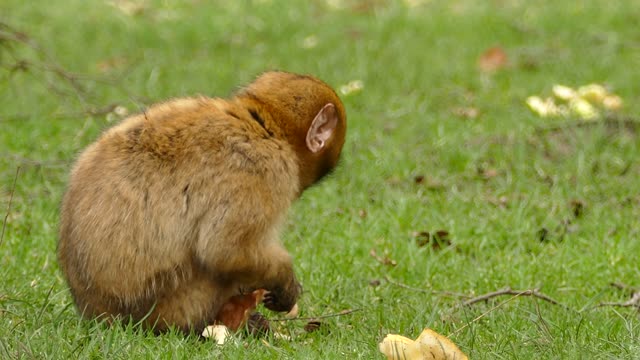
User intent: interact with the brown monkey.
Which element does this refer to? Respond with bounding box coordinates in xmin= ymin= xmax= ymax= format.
xmin=57 ymin=71 xmax=347 ymax=334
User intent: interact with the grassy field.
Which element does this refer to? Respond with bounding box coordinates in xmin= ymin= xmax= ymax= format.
xmin=2 ymin=0 xmax=640 ymax=358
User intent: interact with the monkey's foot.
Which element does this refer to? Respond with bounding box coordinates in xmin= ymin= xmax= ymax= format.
xmin=246 ymin=312 xmax=270 ymax=336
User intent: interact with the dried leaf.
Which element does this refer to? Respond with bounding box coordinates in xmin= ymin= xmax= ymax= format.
xmin=247 ymin=312 xmax=270 ymax=336
xmin=570 ymin=199 xmax=585 ymax=218
xmin=370 ymin=249 xmax=397 ymax=267
xmin=432 ymin=231 xmax=452 ymax=250
xmin=386 ymin=176 xmax=402 ymax=186
xmin=304 ymin=320 xmax=328 ymax=334
xmin=482 ymin=168 xmax=499 ymax=179
xmin=537 ymin=227 xmax=549 ymax=242
xmin=425 ymin=179 xmax=445 ymax=191
xmin=383 ymin=122 xmax=398 ymax=133
xmin=412 ymin=231 xmax=431 ymax=248
xmin=452 ymin=106 xmax=479 ymax=119
xmin=434 ymin=230 xmax=450 ymax=242
xmin=96 ymin=57 xmax=128 ymax=73
xmin=107 ymin=0 xmax=148 ymax=16
xmin=488 ymin=195 xmax=509 ymax=208
xmin=346 ymin=29 xmax=362 ymax=39
xmin=478 ymin=46 xmax=508 ymax=73
xmin=412 ymin=230 xmax=451 ymax=250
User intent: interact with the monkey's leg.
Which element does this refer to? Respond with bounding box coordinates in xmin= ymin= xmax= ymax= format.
xmin=144 ymin=273 xmax=227 ymax=334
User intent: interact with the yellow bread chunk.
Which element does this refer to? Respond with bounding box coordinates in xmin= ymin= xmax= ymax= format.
xmin=379 ymin=328 xmax=468 ymax=360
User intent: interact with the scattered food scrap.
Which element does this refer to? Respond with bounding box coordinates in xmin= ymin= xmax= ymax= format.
xmin=526 ymin=83 xmax=623 ymax=120
xmin=301 ymin=35 xmax=318 ymax=49
xmin=202 ymin=324 xmax=231 ymax=345
xmin=202 ymin=289 xmax=298 ymax=345
xmin=339 ymin=80 xmax=364 ymax=96
xmin=379 ymin=328 xmax=468 ymax=360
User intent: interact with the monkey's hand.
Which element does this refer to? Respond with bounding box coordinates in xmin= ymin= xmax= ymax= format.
xmin=263 ymin=278 xmax=301 ymax=313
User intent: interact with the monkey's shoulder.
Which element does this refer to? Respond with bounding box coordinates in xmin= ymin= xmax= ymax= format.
xmin=86 ymin=97 xmax=297 ymax=183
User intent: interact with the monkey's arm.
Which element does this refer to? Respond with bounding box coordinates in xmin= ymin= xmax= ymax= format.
xmin=192 ymin=168 xmax=301 ymax=312
xmin=196 ymin=218 xmax=300 ymax=312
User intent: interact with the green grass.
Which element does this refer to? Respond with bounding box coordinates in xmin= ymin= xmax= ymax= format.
xmin=2 ymin=0 xmax=640 ymax=358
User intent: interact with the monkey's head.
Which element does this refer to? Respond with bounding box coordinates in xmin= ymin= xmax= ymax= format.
xmin=236 ymin=71 xmax=347 ymax=191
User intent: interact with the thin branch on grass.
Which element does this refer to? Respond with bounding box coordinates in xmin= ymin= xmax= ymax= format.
xmin=609 ymin=282 xmax=637 ymax=292
xmin=271 ymin=308 xmax=361 ymax=322
xmin=1 ymin=21 xmax=88 ymax=102
xmin=583 ymin=282 xmax=640 ymax=311
xmin=459 ymin=287 xmax=568 ymax=309
xmin=592 ymin=291 xmax=640 ymax=311
xmin=533 ymin=300 xmax=553 ymax=340
xmin=448 ymin=287 xmax=568 ymax=337
xmin=1 ymin=167 xmax=20 ymax=248
xmin=384 ymin=276 xmax=470 ymax=299
xmin=384 ymin=276 xmax=429 ymax=293
xmin=1 ymin=153 xmax=69 ymax=168
xmin=1 ymin=21 xmax=147 ymax=121
xmin=0 ymin=103 xmax=123 ymax=123
xmin=449 ymin=290 xmax=528 ymax=337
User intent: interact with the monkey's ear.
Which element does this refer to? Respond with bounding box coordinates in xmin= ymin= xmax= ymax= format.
xmin=306 ymin=103 xmax=338 ymax=153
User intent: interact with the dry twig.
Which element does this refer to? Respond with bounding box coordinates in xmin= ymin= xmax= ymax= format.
xmin=448 ymin=287 xmax=568 ymax=337
xmin=1 ymin=21 xmax=146 ymax=121
xmin=1 ymin=21 xmax=88 ymax=102
xmin=460 ymin=287 xmax=569 ymax=310
xmin=609 ymin=282 xmax=637 ymax=292
xmin=1 ymin=153 xmax=69 ymax=168
xmin=594 ymin=291 xmax=640 ymax=310
xmin=590 ymin=283 xmax=640 ymax=311
xmin=271 ymin=308 xmax=361 ymax=322
xmin=0 ymin=104 xmax=123 ymax=123
xmin=1 ymin=167 xmax=20 ymax=248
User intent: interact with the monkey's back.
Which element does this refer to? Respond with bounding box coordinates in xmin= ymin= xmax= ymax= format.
xmin=58 ymin=97 xmax=299 ymax=316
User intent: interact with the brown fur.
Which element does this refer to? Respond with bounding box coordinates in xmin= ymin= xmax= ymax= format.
xmin=57 ymin=71 xmax=347 ymax=334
